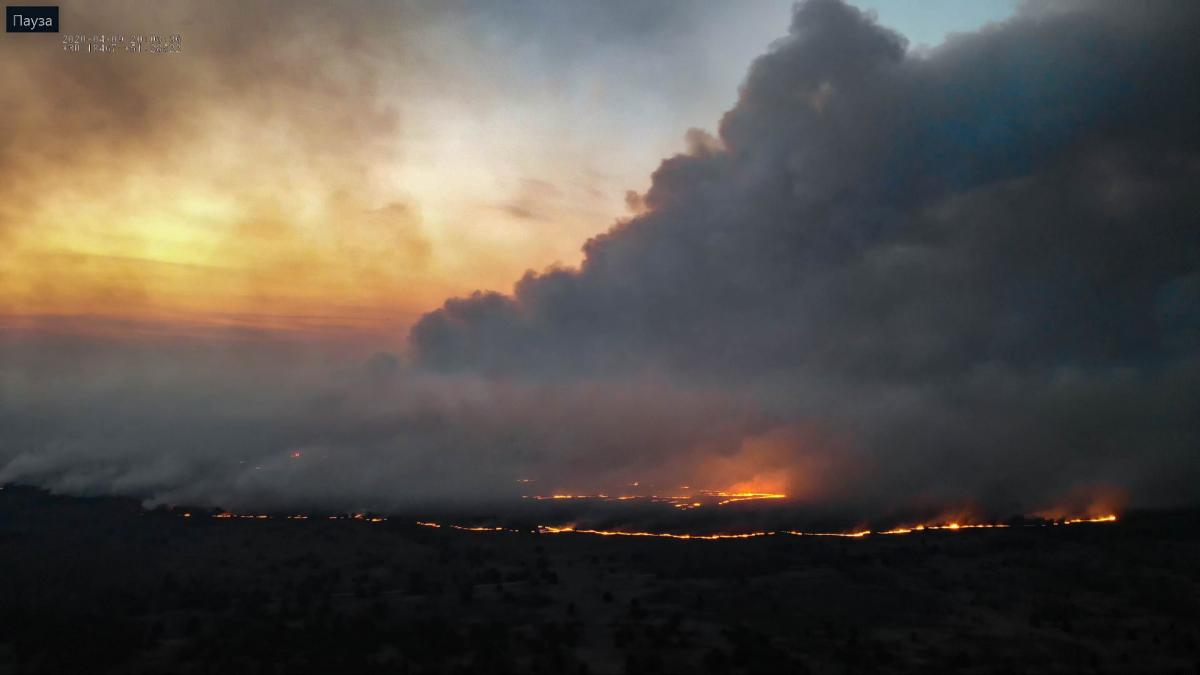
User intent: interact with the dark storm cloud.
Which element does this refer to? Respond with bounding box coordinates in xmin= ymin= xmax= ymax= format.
xmin=415 ymin=0 xmax=1200 ymax=375
xmin=410 ymin=0 xmax=1200 ymax=508
xmin=3 ymin=0 xmax=1198 ymax=518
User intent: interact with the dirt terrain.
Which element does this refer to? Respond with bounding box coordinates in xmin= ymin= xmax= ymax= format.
xmin=1 ymin=486 xmax=1197 ymax=674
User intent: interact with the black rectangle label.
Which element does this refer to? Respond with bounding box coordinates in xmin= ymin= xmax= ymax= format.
xmin=7 ymin=5 xmax=58 ymax=32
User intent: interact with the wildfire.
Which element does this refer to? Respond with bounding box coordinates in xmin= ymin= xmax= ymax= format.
xmin=1060 ymin=514 xmax=1118 ymax=524
xmin=521 ymin=488 xmax=788 ymax=509
xmin=188 ymin=507 xmax=1119 ymax=541
xmin=530 ymin=516 xmax=1114 ymax=541
xmin=209 ymin=512 xmax=385 ymax=522
xmin=537 ymin=525 xmax=772 ymax=540
xmin=878 ymin=515 xmax=1118 ymax=535
xmin=523 ymin=494 xmax=611 ymax=500
xmin=709 ymin=491 xmax=788 ymax=506
xmin=786 ymin=530 xmax=871 ymax=538
xmin=879 ymin=522 xmax=1011 ymax=535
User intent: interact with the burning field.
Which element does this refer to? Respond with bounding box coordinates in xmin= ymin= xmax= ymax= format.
xmin=2 ymin=485 xmax=1198 ymax=674
xmin=161 ymin=475 xmax=1128 ymax=545
xmin=377 ymin=481 xmax=1125 ymax=543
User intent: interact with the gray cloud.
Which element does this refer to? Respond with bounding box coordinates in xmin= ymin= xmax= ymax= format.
xmin=409 ymin=0 xmax=1200 ymax=509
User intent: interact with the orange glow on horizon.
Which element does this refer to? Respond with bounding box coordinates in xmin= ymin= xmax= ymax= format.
xmin=521 ymin=487 xmax=790 ymax=510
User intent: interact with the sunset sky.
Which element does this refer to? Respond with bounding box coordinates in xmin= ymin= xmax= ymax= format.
xmin=0 ymin=0 xmax=1015 ymax=347
xmin=1 ymin=0 xmax=1195 ymax=520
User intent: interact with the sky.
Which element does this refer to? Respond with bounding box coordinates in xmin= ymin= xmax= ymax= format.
xmin=1 ymin=1 xmax=1196 ymax=522
xmin=0 ymin=0 xmax=1016 ymax=347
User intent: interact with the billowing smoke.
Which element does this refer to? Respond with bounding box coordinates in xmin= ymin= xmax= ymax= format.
xmin=3 ymin=0 xmax=1199 ymax=520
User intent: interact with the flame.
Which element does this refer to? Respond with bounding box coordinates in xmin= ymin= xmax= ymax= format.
xmin=538 ymin=525 xmax=772 ymax=540
xmin=212 ymin=513 xmax=272 ymax=519
xmin=879 ymin=522 xmax=1011 ymax=535
xmin=1059 ymin=514 xmax=1118 ymax=524
xmin=786 ymin=530 xmax=871 ymax=538
xmin=706 ymin=491 xmax=788 ymax=506
xmin=192 ymin=508 xmax=1118 ymax=539
xmin=521 ymin=487 xmax=789 ymax=508
xmin=531 ymin=516 xmax=1113 ymax=541
xmin=1033 ymin=485 xmax=1128 ymax=522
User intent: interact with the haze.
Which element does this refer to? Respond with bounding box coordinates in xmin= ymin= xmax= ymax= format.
xmin=1 ymin=0 xmax=1196 ymax=522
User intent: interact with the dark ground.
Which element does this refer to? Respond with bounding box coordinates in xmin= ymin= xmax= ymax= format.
xmin=1 ymin=486 xmax=1198 ymax=674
